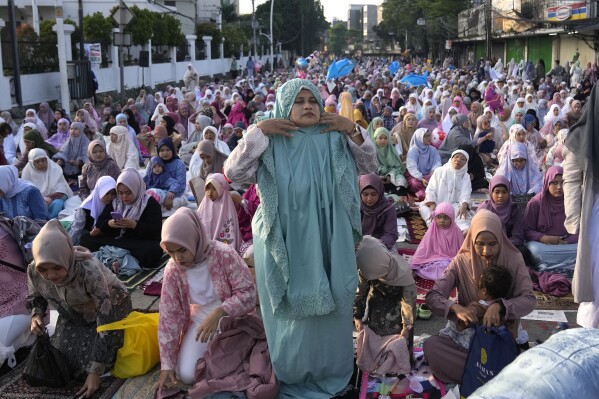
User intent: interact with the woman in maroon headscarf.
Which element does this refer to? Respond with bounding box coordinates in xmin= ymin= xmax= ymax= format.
xmin=359 ymin=173 xmax=398 ymax=250
xmin=523 ymin=165 xmax=578 ymax=275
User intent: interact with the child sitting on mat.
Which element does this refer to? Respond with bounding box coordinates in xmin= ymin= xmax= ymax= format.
xmin=410 ymin=202 xmax=464 ymax=281
xmin=439 ymin=265 xmax=517 ymax=349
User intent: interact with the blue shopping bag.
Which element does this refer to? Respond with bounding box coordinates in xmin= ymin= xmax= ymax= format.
xmin=460 ymin=325 xmax=518 ymax=397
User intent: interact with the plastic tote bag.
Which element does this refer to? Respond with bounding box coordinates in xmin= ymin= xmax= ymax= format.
xmin=460 ymin=325 xmax=517 ymax=398
xmin=97 ymin=311 xmax=160 ymax=378
xmin=22 ymin=332 xmax=71 ymax=387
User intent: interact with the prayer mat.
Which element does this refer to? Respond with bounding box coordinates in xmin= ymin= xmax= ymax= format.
xmin=113 ymin=365 xmax=163 ymax=399
xmin=397 ymin=248 xmax=458 ymax=305
xmin=533 ymin=291 xmax=578 ymax=311
xmin=359 ymin=348 xmax=446 ymax=399
xmin=119 ymin=253 xmax=169 ymax=291
xmin=405 ymin=212 xmax=427 ymax=244
xmin=0 ymin=362 xmax=124 ymax=399
xmin=415 ymin=275 xmax=457 ymax=305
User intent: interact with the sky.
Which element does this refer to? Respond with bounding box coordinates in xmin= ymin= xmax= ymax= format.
xmin=238 ymin=0 xmax=384 ymax=23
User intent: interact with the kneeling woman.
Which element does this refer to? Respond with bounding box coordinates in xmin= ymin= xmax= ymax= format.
xmin=157 ymin=207 xmax=256 ymax=389
xmin=424 ymin=210 xmax=535 ymax=383
xmin=27 ymin=220 xmax=132 ymax=397
xmin=524 ymin=165 xmax=578 ymax=276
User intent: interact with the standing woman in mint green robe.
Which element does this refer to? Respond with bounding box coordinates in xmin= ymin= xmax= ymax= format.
xmin=224 ymin=79 xmax=378 ymax=398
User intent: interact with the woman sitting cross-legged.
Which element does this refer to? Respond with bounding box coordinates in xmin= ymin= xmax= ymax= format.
xmin=144 ymin=138 xmax=187 ymax=211
xmin=405 ymin=128 xmax=442 ymax=201
xmin=374 ymin=126 xmax=408 ymax=198
xmin=27 ymin=220 xmax=132 ymax=398
xmin=156 ymin=207 xmax=256 ymax=389
xmin=21 ymin=149 xmax=73 ymax=219
xmin=423 ymin=210 xmax=535 ymax=383
xmin=418 ymin=149 xmax=473 ymax=232
xmin=0 ymin=165 xmax=49 ymax=222
xmin=359 ymin=173 xmax=398 ymax=251
xmin=523 ymin=165 xmax=578 ymax=276
xmin=69 ymin=176 xmax=117 ymax=246
xmin=80 ymin=168 xmax=163 ymax=268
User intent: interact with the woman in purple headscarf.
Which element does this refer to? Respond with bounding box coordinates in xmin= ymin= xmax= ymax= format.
xmin=405 ymin=128 xmax=442 ymax=200
xmin=495 ymin=142 xmax=543 ymax=195
xmin=477 ymin=175 xmax=524 ymax=246
xmin=523 ymin=166 xmax=578 ymax=276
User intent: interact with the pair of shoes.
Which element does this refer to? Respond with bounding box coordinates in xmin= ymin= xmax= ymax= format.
xmin=417 ymin=304 xmax=432 ymax=320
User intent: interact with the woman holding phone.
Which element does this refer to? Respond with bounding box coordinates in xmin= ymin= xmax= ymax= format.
xmin=80 ymin=168 xmax=163 ymax=268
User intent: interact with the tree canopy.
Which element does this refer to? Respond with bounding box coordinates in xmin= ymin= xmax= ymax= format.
xmin=255 ymin=0 xmax=329 ymax=56
xmin=378 ymin=0 xmax=469 ymax=58
xmin=83 ymin=12 xmax=115 ymax=45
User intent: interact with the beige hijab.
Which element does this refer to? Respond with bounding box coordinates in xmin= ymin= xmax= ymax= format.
xmin=356 ymin=235 xmax=415 ymax=287
xmin=107 ymin=125 xmax=130 ymax=169
xmin=161 ymin=207 xmax=212 ymax=265
xmin=453 ymin=209 xmax=528 ymax=303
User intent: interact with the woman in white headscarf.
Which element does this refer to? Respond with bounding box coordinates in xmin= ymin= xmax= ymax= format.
xmin=21 ymin=148 xmax=73 ymax=218
xmin=418 ymin=149 xmax=473 ymax=231
xmin=183 ymin=64 xmax=198 ymax=92
xmin=406 ymin=93 xmax=423 ymax=120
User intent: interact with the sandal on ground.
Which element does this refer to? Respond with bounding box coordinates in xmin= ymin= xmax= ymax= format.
xmin=417 ymin=304 xmax=432 ymax=320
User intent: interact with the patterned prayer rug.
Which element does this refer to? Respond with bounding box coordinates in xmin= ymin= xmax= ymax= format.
xmin=533 ymin=291 xmax=578 ymax=311
xmin=405 ymin=212 xmax=427 ymax=244
xmin=398 ymin=248 xmax=457 ymax=305
xmin=0 ymin=362 xmax=125 ymax=399
xmin=118 ymin=254 xmax=169 ymax=291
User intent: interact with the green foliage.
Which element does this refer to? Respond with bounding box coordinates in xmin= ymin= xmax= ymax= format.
xmin=125 ymin=6 xmax=155 ymax=45
xmin=255 ymin=0 xmax=329 ymax=55
xmin=221 ymin=0 xmax=238 ymax=23
xmin=380 ymin=0 xmax=469 ymax=58
xmin=328 ymin=24 xmax=347 ymax=55
xmin=195 ymin=23 xmax=223 ymax=58
xmin=155 ymin=14 xmax=185 ymax=46
xmin=13 ymin=24 xmax=57 ymax=73
xmin=83 ymin=12 xmax=114 ymax=45
xmin=222 ymin=23 xmax=250 ymax=58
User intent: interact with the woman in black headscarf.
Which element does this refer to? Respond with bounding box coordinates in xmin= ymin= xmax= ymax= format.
xmin=459 ymin=144 xmax=489 ymax=192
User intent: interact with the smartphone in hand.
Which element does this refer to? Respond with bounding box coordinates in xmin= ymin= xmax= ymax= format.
xmin=110 ymin=211 xmax=123 ymax=221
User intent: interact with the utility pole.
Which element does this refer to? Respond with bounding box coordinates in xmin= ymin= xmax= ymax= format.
xmin=119 ymin=0 xmax=125 ymax=106
xmin=270 ymin=0 xmax=274 ymax=71
xmin=485 ymin=0 xmax=492 ymax=60
xmin=7 ymin=0 xmax=22 ymax=106
xmin=78 ymin=0 xmax=84 ymax=60
xmin=252 ymin=0 xmax=257 ymax=58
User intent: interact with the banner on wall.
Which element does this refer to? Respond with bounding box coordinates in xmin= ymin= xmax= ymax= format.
xmin=547 ymin=3 xmax=588 ymax=21
xmin=84 ymin=43 xmax=102 ymax=65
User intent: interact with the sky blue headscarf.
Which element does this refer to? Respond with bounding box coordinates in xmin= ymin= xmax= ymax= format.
xmin=257 ymin=78 xmax=360 ymax=317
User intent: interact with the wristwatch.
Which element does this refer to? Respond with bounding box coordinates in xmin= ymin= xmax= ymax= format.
xmin=350 ymin=124 xmax=362 ymax=138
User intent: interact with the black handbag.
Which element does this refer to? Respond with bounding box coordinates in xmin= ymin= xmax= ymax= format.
xmin=22 ymin=332 xmax=72 ymax=387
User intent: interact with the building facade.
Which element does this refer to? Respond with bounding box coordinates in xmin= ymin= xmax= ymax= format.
xmin=454 ymin=0 xmax=598 ymax=69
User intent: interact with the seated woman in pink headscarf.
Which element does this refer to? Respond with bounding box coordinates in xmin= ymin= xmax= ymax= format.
xmin=410 ymin=202 xmax=464 ymax=280
xmin=156 ymin=207 xmax=256 ymax=390
xmin=451 ymin=96 xmax=469 ymax=115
